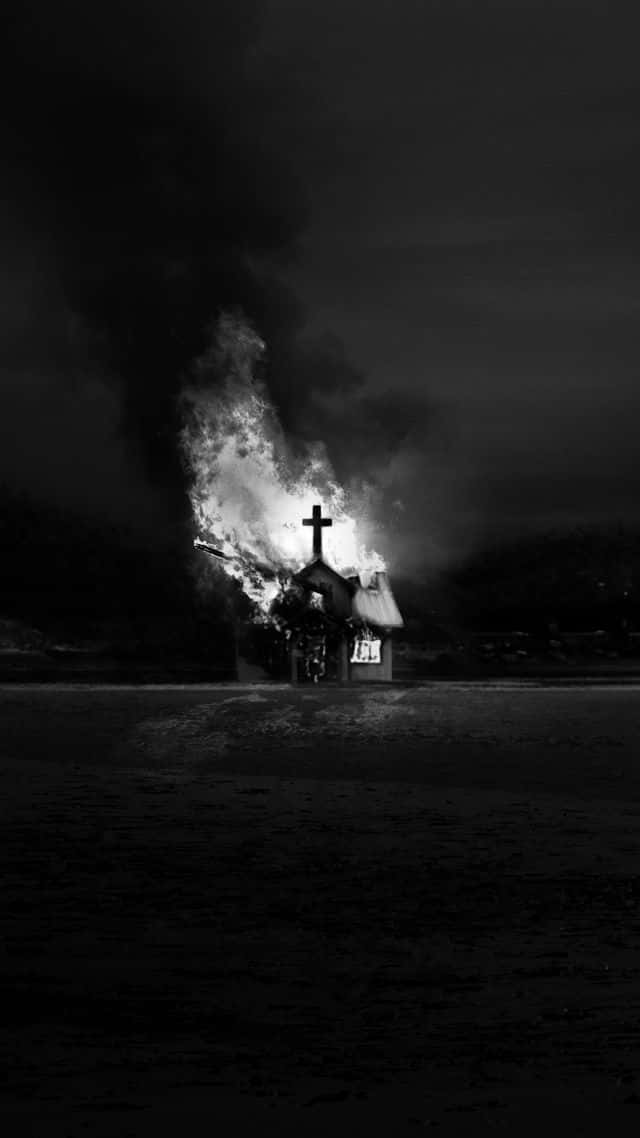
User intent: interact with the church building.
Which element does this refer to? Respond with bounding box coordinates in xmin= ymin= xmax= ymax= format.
xmin=290 ymin=504 xmax=404 ymax=683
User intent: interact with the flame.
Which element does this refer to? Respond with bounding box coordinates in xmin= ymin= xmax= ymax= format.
xmin=180 ymin=313 xmax=385 ymax=614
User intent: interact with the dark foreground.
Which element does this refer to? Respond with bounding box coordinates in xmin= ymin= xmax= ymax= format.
xmin=2 ymin=683 xmax=640 ymax=1134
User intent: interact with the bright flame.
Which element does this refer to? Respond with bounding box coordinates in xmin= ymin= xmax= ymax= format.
xmin=180 ymin=313 xmax=385 ymax=614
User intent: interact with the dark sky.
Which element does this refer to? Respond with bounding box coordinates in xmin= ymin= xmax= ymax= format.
xmin=2 ymin=0 xmax=640 ymax=572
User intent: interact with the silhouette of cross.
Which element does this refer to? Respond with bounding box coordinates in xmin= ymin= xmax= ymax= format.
xmin=303 ymin=504 xmax=332 ymax=559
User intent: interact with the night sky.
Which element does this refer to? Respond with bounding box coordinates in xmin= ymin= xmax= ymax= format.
xmin=2 ymin=0 xmax=640 ymax=575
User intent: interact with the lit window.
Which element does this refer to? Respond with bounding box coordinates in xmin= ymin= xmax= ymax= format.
xmin=350 ymin=636 xmax=381 ymax=664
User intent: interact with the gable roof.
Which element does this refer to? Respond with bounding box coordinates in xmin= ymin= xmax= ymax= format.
xmin=294 ymin=558 xmax=356 ymax=595
xmin=295 ymin=560 xmax=404 ymax=630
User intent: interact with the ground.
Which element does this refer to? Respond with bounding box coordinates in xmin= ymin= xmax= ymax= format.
xmin=2 ymin=681 xmax=640 ymax=1134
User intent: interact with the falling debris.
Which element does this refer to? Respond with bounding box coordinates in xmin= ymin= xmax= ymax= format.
xmin=193 ymin=538 xmax=231 ymax=561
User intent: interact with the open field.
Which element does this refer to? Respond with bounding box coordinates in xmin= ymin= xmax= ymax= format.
xmin=3 ymin=682 xmax=640 ymax=1133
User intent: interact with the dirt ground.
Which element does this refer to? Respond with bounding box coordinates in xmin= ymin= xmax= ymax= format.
xmin=2 ymin=681 xmax=640 ymax=1134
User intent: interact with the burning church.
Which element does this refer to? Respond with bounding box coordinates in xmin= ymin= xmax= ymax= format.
xmin=195 ymin=503 xmax=404 ymax=683
xmin=287 ymin=505 xmax=404 ymax=683
xmin=183 ymin=314 xmax=403 ymax=682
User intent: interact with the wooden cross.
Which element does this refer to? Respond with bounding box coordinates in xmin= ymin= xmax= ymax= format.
xmin=303 ymin=503 xmax=332 ymax=559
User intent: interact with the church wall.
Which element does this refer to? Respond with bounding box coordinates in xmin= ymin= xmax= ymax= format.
xmin=289 ymin=634 xmax=393 ymax=683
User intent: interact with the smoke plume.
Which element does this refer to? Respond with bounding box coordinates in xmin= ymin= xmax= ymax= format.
xmin=2 ymin=0 xmax=448 ymax=596
xmin=1 ymin=1 xmax=308 ymax=536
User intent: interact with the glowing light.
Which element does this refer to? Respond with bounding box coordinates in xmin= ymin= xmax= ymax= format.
xmin=181 ymin=314 xmax=385 ymax=614
xmin=350 ymin=634 xmax=382 ymax=664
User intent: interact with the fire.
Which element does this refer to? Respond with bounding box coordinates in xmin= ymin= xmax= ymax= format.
xmin=180 ymin=313 xmax=385 ymax=614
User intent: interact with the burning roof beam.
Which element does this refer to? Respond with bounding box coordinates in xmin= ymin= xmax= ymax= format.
xmin=193 ymin=538 xmax=231 ymax=561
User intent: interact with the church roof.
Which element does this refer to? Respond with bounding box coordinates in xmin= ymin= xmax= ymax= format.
xmin=295 ymin=557 xmax=404 ymax=629
xmin=352 ymin=571 xmax=404 ymax=629
xmin=295 ymin=557 xmax=356 ymax=593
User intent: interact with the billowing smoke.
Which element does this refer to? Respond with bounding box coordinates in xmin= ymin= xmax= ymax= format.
xmin=2 ymin=0 xmax=451 ymax=616
xmin=1 ymin=1 xmax=307 ymax=539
